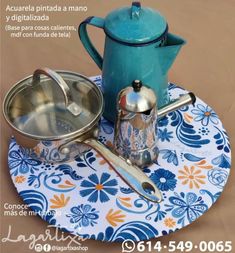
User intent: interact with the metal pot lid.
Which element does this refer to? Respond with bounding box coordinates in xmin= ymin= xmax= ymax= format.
xmin=104 ymin=2 xmax=168 ymax=44
xmin=3 ymin=68 xmax=103 ymax=140
xmin=118 ymin=80 xmax=156 ymax=113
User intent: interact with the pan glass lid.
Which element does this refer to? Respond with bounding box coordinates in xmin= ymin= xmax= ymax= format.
xmin=4 ymin=71 xmax=103 ymax=139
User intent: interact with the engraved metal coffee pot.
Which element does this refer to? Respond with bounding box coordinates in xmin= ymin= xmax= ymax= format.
xmin=114 ymin=80 xmax=196 ymax=168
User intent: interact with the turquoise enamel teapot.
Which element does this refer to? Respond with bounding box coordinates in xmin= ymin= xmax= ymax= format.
xmin=79 ymin=2 xmax=186 ymax=122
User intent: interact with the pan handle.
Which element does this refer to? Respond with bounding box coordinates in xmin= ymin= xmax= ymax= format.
xmin=83 ymin=138 xmax=162 ymax=203
xmin=32 ymin=67 xmax=81 ymax=116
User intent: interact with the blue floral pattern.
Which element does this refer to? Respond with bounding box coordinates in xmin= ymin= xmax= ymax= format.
xmin=158 ymin=128 xmax=173 ymax=142
xmin=159 ymin=149 xmax=178 ymax=166
xmin=150 ymin=169 xmax=177 ymax=191
xmin=158 ymin=116 xmax=169 ymax=127
xmin=191 ymin=104 xmax=219 ymax=126
xmin=198 ymin=127 xmax=210 ymax=136
xmin=80 ymin=173 xmax=118 ymax=203
xmin=87 ymin=221 xmax=158 ymax=241
xmin=165 ymin=192 xmax=208 ymax=225
xmin=75 ymin=151 xmax=97 ymax=171
xmin=213 ymin=126 xmax=230 ymax=153
xmin=212 ymin=154 xmax=231 ymax=168
xmin=9 ymin=147 xmax=41 ymax=176
xmin=66 ymin=204 xmax=99 ymax=228
xmin=169 ymin=110 xmax=210 ymax=148
xmin=7 ymin=77 xmax=231 ymax=242
xmin=208 ymin=168 xmax=228 ymax=189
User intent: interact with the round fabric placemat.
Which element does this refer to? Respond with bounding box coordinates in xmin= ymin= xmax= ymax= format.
xmin=8 ymin=76 xmax=231 ymax=242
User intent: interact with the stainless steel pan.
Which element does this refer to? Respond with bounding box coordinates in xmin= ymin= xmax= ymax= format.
xmin=3 ymin=68 xmax=162 ymax=203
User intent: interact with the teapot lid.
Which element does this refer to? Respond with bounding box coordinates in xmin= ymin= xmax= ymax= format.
xmin=104 ymin=2 xmax=168 ymax=45
xmin=118 ymin=80 xmax=156 ymax=113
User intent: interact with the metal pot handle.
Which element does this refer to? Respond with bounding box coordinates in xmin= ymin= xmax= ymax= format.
xmin=84 ymin=138 xmax=162 ymax=203
xmin=32 ymin=67 xmax=81 ymax=116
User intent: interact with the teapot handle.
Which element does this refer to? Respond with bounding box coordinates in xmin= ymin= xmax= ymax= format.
xmin=78 ymin=16 xmax=104 ymax=70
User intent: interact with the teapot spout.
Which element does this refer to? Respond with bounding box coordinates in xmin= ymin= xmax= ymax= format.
xmin=157 ymin=33 xmax=186 ymax=75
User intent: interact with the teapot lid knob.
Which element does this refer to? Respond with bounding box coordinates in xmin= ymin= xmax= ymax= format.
xmin=131 ymin=2 xmax=141 ymax=19
xmin=132 ymin=80 xmax=142 ymax=92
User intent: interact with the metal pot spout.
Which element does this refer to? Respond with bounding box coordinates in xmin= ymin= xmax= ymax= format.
xmin=157 ymin=92 xmax=196 ymax=119
xmin=157 ymin=33 xmax=186 ymax=75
